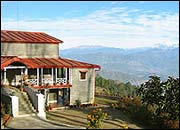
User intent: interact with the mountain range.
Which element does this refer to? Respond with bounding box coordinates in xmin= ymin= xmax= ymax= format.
xmin=60 ymin=44 xmax=179 ymax=85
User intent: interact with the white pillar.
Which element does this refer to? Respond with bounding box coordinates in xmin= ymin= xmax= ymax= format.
xmin=4 ymin=68 xmax=7 ymax=85
xmin=41 ymin=68 xmax=43 ymax=85
xmin=37 ymin=68 xmax=39 ymax=86
xmin=10 ymin=96 xmax=19 ymax=117
xmin=70 ymin=68 xmax=72 ymax=84
xmin=65 ymin=68 xmax=67 ymax=84
xmin=21 ymin=69 xmax=23 ymax=85
xmin=52 ymin=68 xmax=53 ymax=85
xmin=25 ymin=68 xmax=28 ymax=75
xmin=21 ymin=68 xmax=23 ymax=75
xmin=55 ymin=68 xmax=57 ymax=83
xmin=36 ymin=93 xmax=46 ymax=119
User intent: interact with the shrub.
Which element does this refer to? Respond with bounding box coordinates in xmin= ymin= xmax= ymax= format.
xmin=75 ymin=99 xmax=81 ymax=107
xmin=165 ymin=119 xmax=179 ymax=129
xmin=87 ymin=108 xmax=107 ymax=129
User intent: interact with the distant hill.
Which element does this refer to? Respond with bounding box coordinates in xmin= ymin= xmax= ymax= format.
xmin=60 ymin=45 xmax=179 ymax=85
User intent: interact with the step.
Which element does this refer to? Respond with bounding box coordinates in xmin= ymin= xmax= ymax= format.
xmin=19 ymin=107 xmax=36 ymax=112
xmin=19 ymin=106 xmax=36 ymax=111
xmin=19 ymin=106 xmax=36 ymax=112
xmin=17 ymin=113 xmax=37 ymax=117
xmin=9 ymin=87 xmax=37 ymax=115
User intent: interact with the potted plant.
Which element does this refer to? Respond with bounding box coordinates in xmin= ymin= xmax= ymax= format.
xmin=20 ymin=85 xmax=24 ymax=92
xmin=75 ymin=99 xmax=81 ymax=108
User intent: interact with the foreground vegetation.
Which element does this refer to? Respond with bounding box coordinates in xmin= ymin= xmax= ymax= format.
xmin=96 ymin=74 xmax=137 ymax=96
xmin=96 ymin=75 xmax=179 ymax=129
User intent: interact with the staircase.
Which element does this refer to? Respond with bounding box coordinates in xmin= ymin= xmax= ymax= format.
xmin=10 ymin=87 xmax=37 ymax=117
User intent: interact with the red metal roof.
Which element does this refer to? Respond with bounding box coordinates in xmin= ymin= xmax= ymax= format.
xmin=1 ymin=56 xmax=37 ymax=69
xmin=1 ymin=30 xmax=63 ymax=44
xmin=1 ymin=56 xmax=101 ymax=69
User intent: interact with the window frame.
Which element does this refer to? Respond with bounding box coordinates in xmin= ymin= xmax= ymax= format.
xmin=79 ymin=70 xmax=88 ymax=81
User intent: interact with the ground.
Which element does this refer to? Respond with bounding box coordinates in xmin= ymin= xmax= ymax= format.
xmin=3 ymin=115 xmax=84 ymax=129
xmin=46 ymin=98 xmax=145 ymax=129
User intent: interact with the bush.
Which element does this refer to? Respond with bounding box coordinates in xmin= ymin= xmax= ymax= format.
xmin=75 ymin=99 xmax=81 ymax=107
xmin=165 ymin=119 xmax=179 ymax=129
xmin=87 ymin=108 xmax=107 ymax=129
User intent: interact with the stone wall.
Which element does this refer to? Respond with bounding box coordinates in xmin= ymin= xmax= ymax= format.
xmin=1 ymin=42 xmax=59 ymax=58
xmin=69 ymin=68 xmax=95 ymax=105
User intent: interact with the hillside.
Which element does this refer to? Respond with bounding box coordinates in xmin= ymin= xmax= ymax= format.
xmin=60 ymin=45 xmax=179 ymax=85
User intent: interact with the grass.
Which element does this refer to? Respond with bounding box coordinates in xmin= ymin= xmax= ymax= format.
xmin=46 ymin=96 xmax=144 ymax=129
xmin=95 ymin=96 xmax=118 ymax=105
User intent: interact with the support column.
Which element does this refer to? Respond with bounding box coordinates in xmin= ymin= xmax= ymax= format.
xmin=51 ymin=68 xmax=54 ymax=85
xmin=10 ymin=96 xmax=19 ymax=117
xmin=65 ymin=68 xmax=67 ymax=83
xmin=41 ymin=68 xmax=43 ymax=85
xmin=25 ymin=68 xmax=28 ymax=75
xmin=37 ymin=68 xmax=39 ymax=86
xmin=69 ymin=68 xmax=72 ymax=84
xmin=4 ymin=68 xmax=7 ymax=85
xmin=55 ymin=68 xmax=57 ymax=83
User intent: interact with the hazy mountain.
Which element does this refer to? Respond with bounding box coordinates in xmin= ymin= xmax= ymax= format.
xmin=60 ymin=45 xmax=179 ymax=85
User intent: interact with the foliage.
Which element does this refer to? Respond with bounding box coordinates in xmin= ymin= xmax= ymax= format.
xmin=137 ymin=75 xmax=179 ymax=128
xmin=96 ymin=74 xmax=137 ymax=97
xmin=45 ymin=105 xmax=52 ymax=111
xmin=113 ymin=96 xmax=155 ymax=127
xmin=1 ymin=102 xmax=6 ymax=117
xmin=75 ymin=99 xmax=81 ymax=107
xmin=1 ymin=94 xmax=12 ymax=116
xmin=87 ymin=108 xmax=107 ymax=129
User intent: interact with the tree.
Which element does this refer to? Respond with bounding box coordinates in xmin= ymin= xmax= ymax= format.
xmin=137 ymin=75 xmax=164 ymax=109
xmin=162 ymin=76 xmax=179 ymax=120
xmin=137 ymin=75 xmax=179 ymax=127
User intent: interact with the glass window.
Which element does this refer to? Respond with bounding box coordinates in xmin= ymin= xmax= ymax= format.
xmin=80 ymin=72 xmax=87 ymax=80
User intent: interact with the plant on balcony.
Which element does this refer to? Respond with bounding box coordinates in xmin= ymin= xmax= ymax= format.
xmin=67 ymin=80 xmax=69 ymax=84
xmin=19 ymin=84 xmax=24 ymax=92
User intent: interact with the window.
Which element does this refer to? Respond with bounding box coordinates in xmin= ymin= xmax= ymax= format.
xmin=49 ymin=89 xmax=57 ymax=103
xmin=79 ymin=70 xmax=88 ymax=81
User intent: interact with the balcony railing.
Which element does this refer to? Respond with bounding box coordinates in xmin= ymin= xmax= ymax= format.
xmin=27 ymin=78 xmax=68 ymax=86
xmin=42 ymin=78 xmax=53 ymax=86
xmin=56 ymin=78 xmax=67 ymax=84
xmin=27 ymin=79 xmax=38 ymax=86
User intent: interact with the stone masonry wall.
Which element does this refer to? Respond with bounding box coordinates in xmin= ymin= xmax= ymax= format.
xmin=70 ymin=68 xmax=95 ymax=105
xmin=1 ymin=43 xmax=59 ymax=58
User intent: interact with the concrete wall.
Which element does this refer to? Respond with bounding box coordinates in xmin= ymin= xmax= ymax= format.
xmin=1 ymin=42 xmax=59 ymax=58
xmin=69 ymin=68 xmax=95 ymax=105
xmin=24 ymin=85 xmax=39 ymax=111
xmin=24 ymin=85 xmax=46 ymax=119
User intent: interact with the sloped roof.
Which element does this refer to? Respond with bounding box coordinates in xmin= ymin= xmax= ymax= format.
xmin=1 ymin=56 xmax=101 ymax=69
xmin=1 ymin=30 xmax=63 ymax=44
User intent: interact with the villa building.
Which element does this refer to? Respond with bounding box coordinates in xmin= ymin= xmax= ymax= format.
xmin=1 ymin=30 xmax=100 ymax=108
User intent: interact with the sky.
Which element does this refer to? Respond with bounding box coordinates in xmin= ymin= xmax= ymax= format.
xmin=1 ymin=1 xmax=179 ymax=49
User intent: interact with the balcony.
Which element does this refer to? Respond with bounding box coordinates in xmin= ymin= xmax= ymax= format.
xmin=25 ymin=68 xmax=71 ymax=87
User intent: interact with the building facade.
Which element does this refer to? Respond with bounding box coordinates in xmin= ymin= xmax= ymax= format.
xmin=1 ymin=30 xmax=100 ymax=108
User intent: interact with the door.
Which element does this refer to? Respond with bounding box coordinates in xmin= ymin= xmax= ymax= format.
xmin=57 ymin=89 xmax=64 ymax=105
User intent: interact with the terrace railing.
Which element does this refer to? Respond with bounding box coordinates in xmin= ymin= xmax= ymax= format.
xmin=42 ymin=78 xmax=53 ymax=85
xmin=27 ymin=79 xmax=38 ymax=86
xmin=56 ymin=78 xmax=67 ymax=84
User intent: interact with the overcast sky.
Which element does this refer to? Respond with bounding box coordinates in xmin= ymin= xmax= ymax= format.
xmin=1 ymin=1 xmax=179 ymax=49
